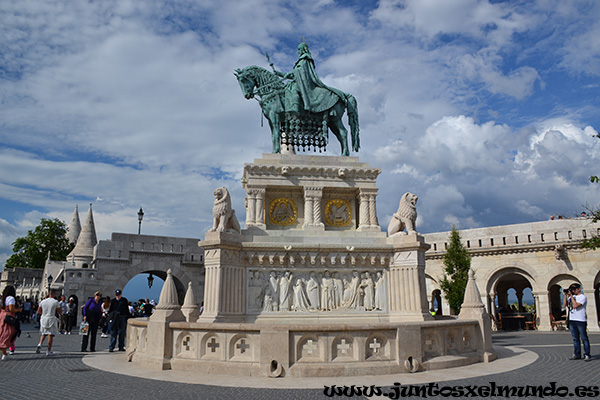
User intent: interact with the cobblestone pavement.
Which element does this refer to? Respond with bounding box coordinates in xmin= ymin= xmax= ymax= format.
xmin=0 ymin=322 xmax=597 ymax=400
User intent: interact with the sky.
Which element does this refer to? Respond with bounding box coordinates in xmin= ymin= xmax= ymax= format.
xmin=1 ymin=0 xmax=600 ymax=275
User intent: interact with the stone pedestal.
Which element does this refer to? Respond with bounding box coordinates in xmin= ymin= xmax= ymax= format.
xmin=198 ymin=231 xmax=244 ymax=323
xmin=387 ymin=233 xmax=433 ymax=322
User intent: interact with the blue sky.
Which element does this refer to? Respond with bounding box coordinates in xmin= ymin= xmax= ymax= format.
xmin=1 ymin=0 xmax=600 ymax=273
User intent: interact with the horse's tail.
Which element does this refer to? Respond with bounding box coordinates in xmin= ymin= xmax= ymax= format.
xmin=346 ymin=94 xmax=360 ymax=152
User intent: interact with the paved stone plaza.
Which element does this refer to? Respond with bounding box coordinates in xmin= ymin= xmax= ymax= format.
xmin=0 ymin=321 xmax=597 ymax=399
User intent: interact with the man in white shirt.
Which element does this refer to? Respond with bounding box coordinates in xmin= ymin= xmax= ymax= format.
xmin=563 ymin=283 xmax=591 ymax=361
xmin=36 ymin=290 xmax=61 ymax=356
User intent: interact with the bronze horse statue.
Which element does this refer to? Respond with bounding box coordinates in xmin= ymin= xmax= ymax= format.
xmin=235 ymin=65 xmax=359 ymax=155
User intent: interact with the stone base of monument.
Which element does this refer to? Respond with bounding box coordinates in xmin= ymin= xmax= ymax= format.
xmin=126 ymin=154 xmax=495 ymax=377
xmin=128 ymin=318 xmax=486 ymax=377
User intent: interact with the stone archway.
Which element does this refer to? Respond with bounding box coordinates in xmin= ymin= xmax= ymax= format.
xmin=425 ymin=274 xmax=444 ymax=316
xmin=547 ymin=274 xmax=580 ymax=330
xmin=486 ymin=266 xmax=536 ymax=330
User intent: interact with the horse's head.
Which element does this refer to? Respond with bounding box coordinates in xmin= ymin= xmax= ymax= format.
xmin=234 ymin=67 xmax=256 ymax=100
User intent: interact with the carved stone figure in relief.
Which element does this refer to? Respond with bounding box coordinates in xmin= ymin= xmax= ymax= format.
xmin=306 ymin=272 xmax=320 ymax=310
xmin=263 ymin=286 xmax=275 ymax=312
xmin=249 ymin=271 xmax=265 ymax=309
xmin=362 ymin=272 xmax=375 ymax=311
xmin=342 ymin=277 xmax=352 ymax=305
xmin=279 ymin=271 xmax=293 ymax=311
xmin=209 ymin=187 xmax=241 ymax=234
xmin=344 ymin=271 xmax=362 ymax=309
xmin=268 ymin=271 xmax=279 ymax=311
xmin=320 ymin=271 xmax=335 ymax=311
xmin=333 ymin=272 xmax=343 ymax=309
xmin=292 ymin=278 xmax=310 ymax=311
xmin=375 ymin=271 xmax=385 ymax=311
xmin=387 ymin=192 xmax=418 ymax=236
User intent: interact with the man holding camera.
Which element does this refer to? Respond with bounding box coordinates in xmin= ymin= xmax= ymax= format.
xmin=563 ymin=283 xmax=591 ymax=361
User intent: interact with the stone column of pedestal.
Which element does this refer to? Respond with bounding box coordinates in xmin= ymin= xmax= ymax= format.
xmin=357 ymin=190 xmax=370 ymax=231
xmin=368 ymin=191 xmax=379 ymax=228
xmin=387 ymin=234 xmax=432 ymax=322
xmin=533 ymin=290 xmax=551 ymax=331
xmin=245 ymin=190 xmax=256 ymax=227
xmin=198 ymin=231 xmax=244 ymax=322
xmin=312 ymin=188 xmax=324 ymax=228
xmin=255 ymin=188 xmax=265 ymax=227
xmin=139 ymin=268 xmax=185 ymax=369
xmin=303 ymin=187 xmax=323 ymax=229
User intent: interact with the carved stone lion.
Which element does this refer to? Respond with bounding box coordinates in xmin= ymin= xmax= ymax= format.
xmin=209 ymin=187 xmax=241 ymax=234
xmin=387 ymin=192 xmax=418 ymax=236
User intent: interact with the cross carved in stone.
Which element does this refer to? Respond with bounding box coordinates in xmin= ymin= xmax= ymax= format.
xmin=337 ymin=339 xmax=351 ymax=355
xmin=207 ymin=337 xmax=220 ymax=353
xmin=303 ymin=339 xmax=318 ymax=355
xmin=369 ymin=338 xmax=381 ymax=354
xmin=236 ymin=338 xmax=250 ymax=354
xmin=183 ymin=336 xmax=191 ymax=351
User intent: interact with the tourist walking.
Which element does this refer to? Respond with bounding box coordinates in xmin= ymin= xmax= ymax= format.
xmin=36 ymin=290 xmax=61 ymax=356
xmin=65 ymin=297 xmax=77 ymax=334
xmin=108 ymin=289 xmax=129 ymax=352
xmin=563 ymin=283 xmax=591 ymax=361
xmin=81 ymin=291 xmax=103 ymax=352
xmin=100 ymin=296 xmax=111 ymax=338
xmin=0 ymin=286 xmax=22 ymax=361
xmin=58 ymin=295 xmax=68 ymax=334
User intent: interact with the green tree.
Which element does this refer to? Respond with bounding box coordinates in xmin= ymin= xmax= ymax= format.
xmin=4 ymin=218 xmax=74 ymax=269
xmin=439 ymin=226 xmax=471 ymax=314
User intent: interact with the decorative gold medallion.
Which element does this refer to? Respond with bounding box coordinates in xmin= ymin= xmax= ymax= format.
xmin=324 ymin=199 xmax=352 ymax=226
xmin=269 ymin=198 xmax=298 ymax=226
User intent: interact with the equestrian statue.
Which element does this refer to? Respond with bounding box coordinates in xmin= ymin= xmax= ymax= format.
xmin=235 ymin=42 xmax=359 ymax=156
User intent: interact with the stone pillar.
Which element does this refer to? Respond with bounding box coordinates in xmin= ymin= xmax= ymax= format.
xmin=516 ymin=290 xmax=523 ymax=311
xmin=245 ymin=188 xmax=265 ymax=228
xmin=368 ymin=191 xmax=378 ymax=228
xmin=303 ymin=187 xmax=323 ymax=229
xmin=459 ymin=270 xmax=497 ymax=362
xmin=387 ymin=234 xmax=432 ymax=322
xmin=533 ymin=290 xmax=551 ymax=331
xmin=582 ymin=281 xmax=599 ymax=332
xmin=358 ymin=189 xmax=379 ymax=231
xmin=358 ymin=190 xmax=370 ymax=231
xmin=198 ymin=231 xmax=244 ymax=322
xmin=255 ymin=188 xmax=265 ymax=227
xmin=489 ymin=292 xmax=497 ymax=316
xmin=245 ymin=190 xmax=255 ymax=227
xmin=138 ymin=268 xmax=185 ymax=369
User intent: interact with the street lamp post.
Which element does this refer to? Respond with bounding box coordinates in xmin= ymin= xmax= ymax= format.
xmin=147 ymin=273 xmax=154 ymax=289
xmin=138 ymin=207 xmax=144 ymax=234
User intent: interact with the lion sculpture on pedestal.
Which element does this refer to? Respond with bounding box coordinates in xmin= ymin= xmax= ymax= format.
xmin=209 ymin=187 xmax=241 ymax=234
xmin=387 ymin=192 xmax=418 ymax=236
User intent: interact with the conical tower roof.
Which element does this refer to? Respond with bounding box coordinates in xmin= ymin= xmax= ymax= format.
xmin=69 ymin=203 xmax=97 ymax=258
xmin=66 ymin=205 xmax=82 ymax=244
